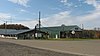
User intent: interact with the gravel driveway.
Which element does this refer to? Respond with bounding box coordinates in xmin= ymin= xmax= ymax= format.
xmin=0 ymin=41 xmax=82 ymax=56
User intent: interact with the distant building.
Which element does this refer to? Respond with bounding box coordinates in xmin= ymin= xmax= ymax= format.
xmin=1 ymin=25 xmax=99 ymax=39
xmin=0 ymin=29 xmax=48 ymax=39
xmin=40 ymin=25 xmax=82 ymax=38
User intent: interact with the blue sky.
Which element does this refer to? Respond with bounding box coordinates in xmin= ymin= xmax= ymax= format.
xmin=0 ymin=0 xmax=100 ymax=29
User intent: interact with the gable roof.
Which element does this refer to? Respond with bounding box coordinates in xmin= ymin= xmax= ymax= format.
xmin=18 ymin=29 xmax=49 ymax=35
xmin=41 ymin=25 xmax=82 ymax=33
xmin=0 ymin=29 xmax=30 ymax=35
xmin=0 ymin=29 xmax=49 ymax=35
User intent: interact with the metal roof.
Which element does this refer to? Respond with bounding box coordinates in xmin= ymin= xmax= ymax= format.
xmin=0 ymin=25 xmax=82 ymax=35
xmin=0 ymin=29 xmax=31 ymax=35
xmin=41 ymin=25 xmax=82 ymax=33
xmin=39 ymin=25 xmax=82 ymax=37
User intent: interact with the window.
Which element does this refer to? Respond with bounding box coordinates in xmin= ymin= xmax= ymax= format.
xmin=75 ymin=28 xmax=78 ymax=30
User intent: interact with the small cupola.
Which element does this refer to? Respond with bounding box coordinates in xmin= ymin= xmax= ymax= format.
xmin=61 ymin=24 xmax=66 ymax=27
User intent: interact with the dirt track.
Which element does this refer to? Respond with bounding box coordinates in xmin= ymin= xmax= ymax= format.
xmin=0 ymin=41 xmax=81 ymax=56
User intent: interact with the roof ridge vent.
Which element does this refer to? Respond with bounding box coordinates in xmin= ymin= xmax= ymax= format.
xmin=61 ymin=24 xmax=66 ymax=27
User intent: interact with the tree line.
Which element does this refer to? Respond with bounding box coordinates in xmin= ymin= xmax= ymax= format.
xmin=0 ymin=23 xmax=29 ymax=30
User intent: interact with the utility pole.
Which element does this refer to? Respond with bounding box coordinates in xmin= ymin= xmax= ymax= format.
xmin=4 ymin=21 xmax=7 ymax=38
xmin=82 ymin=24 xmax=84 ymax=30
xmin=10 ymin=17 xmax=12 ymax=24
xmin=39 ymin=11 xmax=41 ymax=31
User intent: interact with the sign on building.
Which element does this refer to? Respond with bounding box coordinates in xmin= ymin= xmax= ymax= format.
xmin=71 ymin=30 xmax=75 ymax=34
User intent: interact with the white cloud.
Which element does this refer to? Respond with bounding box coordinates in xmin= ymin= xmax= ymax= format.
xmin=84 ymin=0 xmax=100 ymax=10
xmin=20 ymin=9 xmax=28 ymax=12
xmin=0 ymin=13 xmax=11 ymax=19
xmin=84 ymin=0 xmax=100 ymax=19
xmin=18 ymin=19 xmax=38 ymax=29
xmin=41 ymin=10 xmax=98 ymax=28
xmin=74 ymin=5 xmax=78 ymax=8
xmin=5 ymin=0 xmax=99 ymax=29
xmin=51 ymin=7 xmax=61 ymax=11
xmin=20 ymin=11 xmax=75 ymax=28
xmin=84 ymin=0 xmax=97 ymax=6
xmin=79 ymin=10 xmax=100 ymax=23
xmin=60 ymin=0 xmax=67 ymax=3
xmin=60 ymin=0 xmax=75 ymax=7
xmin=20 ymin=9 xmax=100 ymax=29
xmin=8 ymin=0 xmax=30 ymax=7
xmin=78 ymin=0 xmax=82 ymax=2
xmin=60 ymin=0 xmax=68 ymax=5
xmin=79 ymin=0 xmax=100 ymax=28
xmin=41 ymin=11 xmax=73 ymax=26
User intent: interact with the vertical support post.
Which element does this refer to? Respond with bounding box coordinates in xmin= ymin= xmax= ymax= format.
xmin=5 ymin=21 xmax=7 ymax=38
xmin=56 ymin=34 xmax=58 ymax=39
xmin=82 ymin=24 xmax=84 ymax=30
xmin=34 ymin=25 xmax=37 ymax=39
xmin=39 ymin=11 xmax=41 ymax=31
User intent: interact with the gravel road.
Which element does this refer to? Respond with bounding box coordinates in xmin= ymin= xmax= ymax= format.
xmin=0 ymin=41 xmax=82 ymax=56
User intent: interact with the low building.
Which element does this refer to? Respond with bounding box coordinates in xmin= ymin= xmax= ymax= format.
xmin=17 ymin=29 xmax=49 ymax=39
xmin=0 ymin=29 xmax=48 ymax=39
xmin=40 ymin=25 xmax=82 ymax=38
xmin=1 ymin=25 xmax=99 ymax=39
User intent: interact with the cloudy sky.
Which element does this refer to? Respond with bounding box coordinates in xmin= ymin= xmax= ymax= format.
xmin=0 ymin=0 xmax=100 ymax=29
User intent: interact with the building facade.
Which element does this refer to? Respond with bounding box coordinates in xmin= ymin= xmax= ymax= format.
xmin=0 ymin=29 xmax=48 ymax=39
xmin=0 ymin=25 xmax=99 ymax=39
xmin=41 ymin=25 xmax=82 ymax=38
